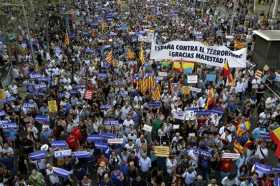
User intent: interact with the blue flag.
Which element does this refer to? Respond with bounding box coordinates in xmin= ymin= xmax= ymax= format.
xmin=53 ymin=167 xmax=72 ymax=177
xmin=51 ymin=140 xmax=68 ymax=148
xmin=29 ymin=151 xmax=47 ymax=160
xmin=35 ymin=115 xmax=49 ymax=124
xmin=72 ymin=151 xmax=91 ymax=158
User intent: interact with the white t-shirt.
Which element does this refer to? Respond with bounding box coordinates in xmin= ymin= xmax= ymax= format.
xmin=120 ymin=106 xmax=131 ymax=120
xmin=123 ymin=119 xmax=134 ymax=128
xmin=254 ymin=145 xmax=268 ymax=160
xmin=197 ymin=97 xmax=206 ymax=108
xmin=182 ymin=170 xmax=197 ymax=185
xmin=46 ymin=168 xmax=59 ymax=184
xmin=0 ymin=147 xmax=14 ymax=155
xmin=235 ymin=81 xmax=244 ymax=93
xmin=124 ymin=143 xmax=135 ymax=152
xmin=139 ymin=157 xmax=151 ymax=172
xmin=166 ymin=158 xmax=177 ymax=175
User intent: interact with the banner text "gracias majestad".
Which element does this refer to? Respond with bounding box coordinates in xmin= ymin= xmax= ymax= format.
xmin=154 ymin=44 xmax=243 ymax=64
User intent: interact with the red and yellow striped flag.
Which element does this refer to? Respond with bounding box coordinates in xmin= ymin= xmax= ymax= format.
xmin=234 ymin=39 xmax=246 ymax=49
xmin=142 ymin=80 xmax=149 ymax=94
xmin=255 ymin=69 xmax=263 ymax=79
xmin=64 ymin=32 xmax=70 ymax=46
xmin=233 ymin=141 xmax=244 ymax=154
xmin=137 ymin=80 xmax=146 ymax=95
xmin=139 ymin=43 xmax=145 ymax=65
xmin=147 ymin=76 xmax=156 ymax=92
xmin=127 ymin=48 xmax=135 ymax=60
xmin=105 ymin=50 xmax=116 ymax=66
xmin=205 ymin=87 xmax=215 ymax=110
xmin=152 ymin=85 xmax=161 ymax=101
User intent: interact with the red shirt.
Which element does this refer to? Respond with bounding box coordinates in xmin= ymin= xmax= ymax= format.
xmin=219 ymin=159 xmax=233 ymax=172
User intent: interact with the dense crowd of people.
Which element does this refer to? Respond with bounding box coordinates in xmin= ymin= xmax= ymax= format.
xmin=0 ymin=0 xmax=280 ymax=186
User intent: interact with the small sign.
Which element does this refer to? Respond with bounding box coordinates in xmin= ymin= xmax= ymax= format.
xmin=148 ymin=101 xmax=161 ymax=109
xmin=0 ymin=122 xmax=17 ymax=129
xmin=192 ymin=148 xmax=212 ymax=158
xmin=143 ymin=124 xmax=153 ymax=132
xmin=107 ymin=138 xmax=124 ymax=144
xmin=173 ymin=111 xmax=185 ymax=120
xmin=222 ymin=152 xmax=240 ymax=159
xmin=104 ymin=119 xmax=119 ymax=125
xmin=153 ymin=146 xmax=170 ymax=157
xmin=187 ymin=75 xmax=198 ymax=84
xmin=0 ymin=89 xmax=6 ymax=100
xmin=173 ymin=125 xmax=180 ymax=129
xmin=189 ymin=133 xmax=196 ymax=137
xmin=54 ymin=149 xmax=72 ymax=158
xmin=48 ymin=100 xmax=58 ymax=113
xmin=190 ymin=87 xmax=202 ymax=93
xmin=158 ymin=72 xmax=168 ymax=77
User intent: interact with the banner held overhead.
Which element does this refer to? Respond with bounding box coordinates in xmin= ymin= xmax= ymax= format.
xmin=151 ymin=40 xmax=247 ymax=68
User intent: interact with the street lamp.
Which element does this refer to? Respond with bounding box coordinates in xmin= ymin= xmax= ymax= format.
xmin=272 ymin=0 xmax=279 ymax=19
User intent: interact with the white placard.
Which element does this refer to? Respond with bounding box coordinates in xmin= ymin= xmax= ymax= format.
xmin=173 ymin=125 xmax=180 ymax=129
xmin=138 ymin=32 xmax=154 ymax=43
xmin=190 ymin=87 xmax=202 ymax=93
xmin=107 ymin=138 xmax=124 ymax=144
xmin=172 ymin=111 xmax=185 ymax=120
xmin=158 ymin=72 xmax=168 ymax=77
xmin=187 ymin=75 xmax=198 ymax=84
xmin=151 ymin=40 xmax=247 ymax=68
xmin=185 ymin=110 xmax=196 ymax=120
xmin=54 ymin=149 xmax=72 ymax=158
xmin=143 ymin=124 xmax=153 ymax=132
xmin=189 ymin=133 xmax=196 ymax=137
xmin=222 ymin=153 xmax=240 ymax=159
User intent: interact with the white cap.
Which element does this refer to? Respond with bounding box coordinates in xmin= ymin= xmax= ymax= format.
xmin=40 ymin=144 xmax=49 ymax=151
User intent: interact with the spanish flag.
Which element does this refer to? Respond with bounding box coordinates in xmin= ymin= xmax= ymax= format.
xmin=127 ymin=48 xmax=135 ymax=60
xmin=152 ymin=85 xmax=161 ymax=101
xmin=270 ymin=127 xmax=280 ymax=158
xmin=139 ymin=43 xmax=145 ymax=65
xmin=64 ymin=32 xmax=70 ymax=46
xmin=223 ymin=61 xmax=234 ymax=85
xmin=223 ymin=61 xmax=230 ymax=77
